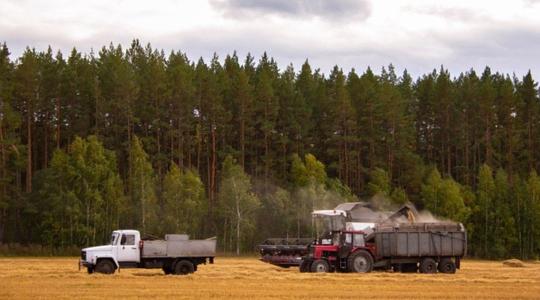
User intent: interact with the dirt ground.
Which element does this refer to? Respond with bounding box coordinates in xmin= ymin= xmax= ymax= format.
xmin=0 ymin=257 xmax=539 ymax=299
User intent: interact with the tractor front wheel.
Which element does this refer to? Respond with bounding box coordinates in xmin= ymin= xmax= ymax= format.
xmin=310 ymin=259 xmax=330 ymax=273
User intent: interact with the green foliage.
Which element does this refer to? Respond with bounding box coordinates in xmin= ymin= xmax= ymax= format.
xmin=421 ymin=168 xmax=469 ymax=222
xmin=32 ymin=136 xmax=124 ymax=247
xmin=367 ymin=168 xmax=391 ymax=197
xmin=290 ymin=153 xmax=327 ymax=187
xmin=161 ymin=164 xmax=206 ymax=236
xmin=4 ymin=41 xmax=540 ymax=259
xmin=128 ymin=135 xmax=157 ymax=234
xmin=218 ymin=155 xmax=260 ymax=254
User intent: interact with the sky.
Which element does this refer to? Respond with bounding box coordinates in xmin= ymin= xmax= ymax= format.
xmin=1 ymin=0 xmax=539 ymax=78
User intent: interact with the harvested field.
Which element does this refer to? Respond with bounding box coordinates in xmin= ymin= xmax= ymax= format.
xmin=0 ymin=257 xmax=539 ymax=299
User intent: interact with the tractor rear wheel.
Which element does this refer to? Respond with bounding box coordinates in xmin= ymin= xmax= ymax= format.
xmin=95 ymin=259 xmax=115 ymax=274
xmin=174 ymin=260 xmax=194 ymax=275
xmin=310 ymin=259 xmax=330 ymax=273
xmin=419 ymin=258 xmax=437 ymax=274
xmin=347 ymin=250 xmax=373 ymax=273
xmin=438 ymin=258 xmax=456 ymax=274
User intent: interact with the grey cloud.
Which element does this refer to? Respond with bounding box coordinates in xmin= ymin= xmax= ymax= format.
xmin=210 ymin=0 xmax=371 ymax=21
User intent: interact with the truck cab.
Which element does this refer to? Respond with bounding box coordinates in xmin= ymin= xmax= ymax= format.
xmin=80 ymin=229 xmax=141 ymax=274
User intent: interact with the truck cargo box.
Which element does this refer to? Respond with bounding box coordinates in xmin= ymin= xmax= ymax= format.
xmin=142 ymin=237 xmax=217 ymax=258
xmin=372 ymin=222 xmax=466 ymax=258
xmin=166 ymin=239 xmax=216 ymax=257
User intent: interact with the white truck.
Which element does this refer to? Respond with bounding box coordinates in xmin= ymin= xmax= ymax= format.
xmin=79 ymin=229 xmax=216 ymax=275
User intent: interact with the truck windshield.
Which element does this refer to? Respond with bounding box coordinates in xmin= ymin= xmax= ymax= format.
xmin=110 ymin=233 xmax=119 ymax=245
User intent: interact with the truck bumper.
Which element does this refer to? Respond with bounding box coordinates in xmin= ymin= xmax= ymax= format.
xmin=79 ymin=259 xmax=92 ymax=270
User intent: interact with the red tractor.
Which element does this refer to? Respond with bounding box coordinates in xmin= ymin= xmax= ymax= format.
xmin=300 ymin=229 xmax=376 ymax=273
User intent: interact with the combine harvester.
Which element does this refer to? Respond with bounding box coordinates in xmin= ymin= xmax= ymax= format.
xmin=258 ymin=202 xmax=467 ymax=273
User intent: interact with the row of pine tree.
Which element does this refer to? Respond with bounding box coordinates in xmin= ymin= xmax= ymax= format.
xmin=0 ymin=40 xmax=539 ymax=258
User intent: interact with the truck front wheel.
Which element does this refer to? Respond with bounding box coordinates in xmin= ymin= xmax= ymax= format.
xmin=347 ymin=250 xmax=373 ymax=273
xmin=310 ymin=259 xmax=330 ymax=273
xmin=95 ymin=260 xmax=115 ymax=274
xmin=174 ymin=260 xmax=194 ymax=275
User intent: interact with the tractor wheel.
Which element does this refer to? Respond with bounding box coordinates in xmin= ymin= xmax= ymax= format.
xmin=174 ymin=260 xmax=194 ymax=275
xmin=95 ymin=260 xmax=115 ymax=274
xmin=419 ymin=258 xmax=437 ymax=274
xmin=299 ymin=260 xmax=311 ymax=273
xmin=438 ymin=258 xmax=456 ymax=274
xmin=347 ymin=250 xmax=373 ymax=273
xmin=310 ymin=259 xmax=330 ymax=273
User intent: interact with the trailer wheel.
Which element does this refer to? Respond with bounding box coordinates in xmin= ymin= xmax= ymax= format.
xmin=419 ymin=258 xmax=437 ymax=274
xmin=438 ymin=258 xmax=456 ymax=274
xmin=347 ymin=250 xmax=373 ymax=273
xmin=95 ymin=259 xmax=115 ymax=274
xmin=310 ymin=260 xmax=330 ymax=273
xmin=174 ymin=260 xmax=194 ymax=275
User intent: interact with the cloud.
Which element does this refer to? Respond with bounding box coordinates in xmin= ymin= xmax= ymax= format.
xmin=210 ymin=0 xmax=371 ymax=21
xmin=0 ymin=0 xmax=539 ymax=79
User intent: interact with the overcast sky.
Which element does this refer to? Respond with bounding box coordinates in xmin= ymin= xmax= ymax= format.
xmin=1 ymin=0 xmax=539 ymax=77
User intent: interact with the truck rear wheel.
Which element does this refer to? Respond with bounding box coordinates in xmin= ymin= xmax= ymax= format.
xmin=347 ymin=250 xmax=373 ymax=273
xmin=174 ymin=260 xmax=194 ymax=275
xmin=419 ymin=258 xmax=437 ymax=274
xmin=310 ymin=259 xmax=330 ymax=273
xmin=95 ymin=259 xmax=115 ymax=274
xmin=438 ymin=258 xmax=456 ymax=274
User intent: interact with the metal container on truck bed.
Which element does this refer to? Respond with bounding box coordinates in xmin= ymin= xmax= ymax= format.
xmin=142 ymin=236 xmax=217 ymax=258
xmin=372 ymin=222 xmax=467 ymax=258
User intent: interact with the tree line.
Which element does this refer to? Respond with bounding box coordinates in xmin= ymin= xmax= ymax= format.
xmin=0 ymin=40 xmax=539 ymax=259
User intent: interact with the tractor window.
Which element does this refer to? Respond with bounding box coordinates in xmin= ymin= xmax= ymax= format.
xmin=344 ymin=233 xmax=352 ymax=245
xmin=354 ymin=234 xmax=365 ymax=247
xmin=121 ymin=234 xmax=135 ymax=245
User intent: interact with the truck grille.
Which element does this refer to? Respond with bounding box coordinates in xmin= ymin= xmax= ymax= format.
xmin=81 ymin=251 xmax=86 ymax=260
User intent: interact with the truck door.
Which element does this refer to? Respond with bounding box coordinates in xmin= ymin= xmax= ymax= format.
xmin=116 ymin=233 xmax=140 ymax=262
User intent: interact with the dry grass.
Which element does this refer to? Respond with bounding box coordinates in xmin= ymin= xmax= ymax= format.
xmin=502 ymin=259 xmax=526 ymax=268
xmin=1 ymin=257 xmax=539 ymax=299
